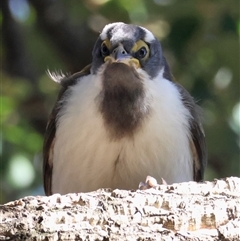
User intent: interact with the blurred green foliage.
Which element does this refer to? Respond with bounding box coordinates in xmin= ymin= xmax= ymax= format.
xmin=1 ymin=0 xmax=239 ymax=203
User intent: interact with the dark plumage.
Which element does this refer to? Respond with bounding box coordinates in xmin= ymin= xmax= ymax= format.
xmin=100 ymin=62 xmax=147 ymax=138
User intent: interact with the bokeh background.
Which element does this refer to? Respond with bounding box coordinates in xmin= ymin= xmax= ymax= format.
xmin=1 ymin=0 xmax=239 ymax=203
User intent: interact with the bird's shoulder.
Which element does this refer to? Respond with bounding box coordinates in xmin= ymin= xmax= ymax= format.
xmin=48 ymin=64 xmax=92 ymax=88
xmin=175 ymin=83 xmax=207 ymax=182
xmin=43 ymin=64 xmax=91 ymax=195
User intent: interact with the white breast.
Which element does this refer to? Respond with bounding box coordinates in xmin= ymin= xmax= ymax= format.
xmin=52 ymin=70 xmax=193 ymax=194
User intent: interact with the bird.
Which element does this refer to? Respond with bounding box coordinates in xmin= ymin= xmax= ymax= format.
xmin=43 ymin=22 xmax=207 ymax=196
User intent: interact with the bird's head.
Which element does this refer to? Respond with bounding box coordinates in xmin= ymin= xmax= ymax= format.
xmin=89 ymin=23 xmax=170 ymax=138
xmin=91 ymin=22 xmax=164 ymax=80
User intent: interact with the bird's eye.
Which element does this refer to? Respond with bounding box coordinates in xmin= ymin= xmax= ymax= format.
xmin=101 ymin=42 xmax=110 ymax=57
xmin=136 ymin=47 xmax=148 ymax=59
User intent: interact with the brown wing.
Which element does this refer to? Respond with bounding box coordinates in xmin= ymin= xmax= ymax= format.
xmin=43 ymin=65 xmax=91 ymax=195
xmin=175 ymin=83 xmax=207 ymax=182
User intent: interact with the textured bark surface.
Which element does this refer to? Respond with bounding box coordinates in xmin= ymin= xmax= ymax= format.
xmin=0 ymin=177 xmax=239 ymax=241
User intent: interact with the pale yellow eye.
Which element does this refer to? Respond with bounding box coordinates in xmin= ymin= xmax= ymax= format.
xmin=131 ymin=40 xmax=150 ymax=61
xmin=101 ymin=42 xmax=109 ymax=56
xmin=136 ymin=47 xmax=148 ymax=59
xmin=101 ymin=39 xmax=111 ymax=57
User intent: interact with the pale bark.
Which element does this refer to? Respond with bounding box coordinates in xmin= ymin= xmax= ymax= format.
xmin=0 ymin=177 xmax=239 ymax=241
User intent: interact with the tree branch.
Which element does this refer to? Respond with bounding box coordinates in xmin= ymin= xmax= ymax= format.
xmin=1 ymin=177 xmax=239 ymax=240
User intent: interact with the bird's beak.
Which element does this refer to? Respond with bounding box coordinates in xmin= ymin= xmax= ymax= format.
xmin=104 ymin=45 xmax=140 ymax=68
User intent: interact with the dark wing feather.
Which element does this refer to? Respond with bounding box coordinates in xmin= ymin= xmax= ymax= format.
xmin=43 ymin=65 xmax=91 ymax=195
xmin=175 ymin=83 xmax=207 ymax=181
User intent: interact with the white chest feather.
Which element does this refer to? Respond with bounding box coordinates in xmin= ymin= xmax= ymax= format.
xmin=52 ymin=72 xmax=193 ymax=194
